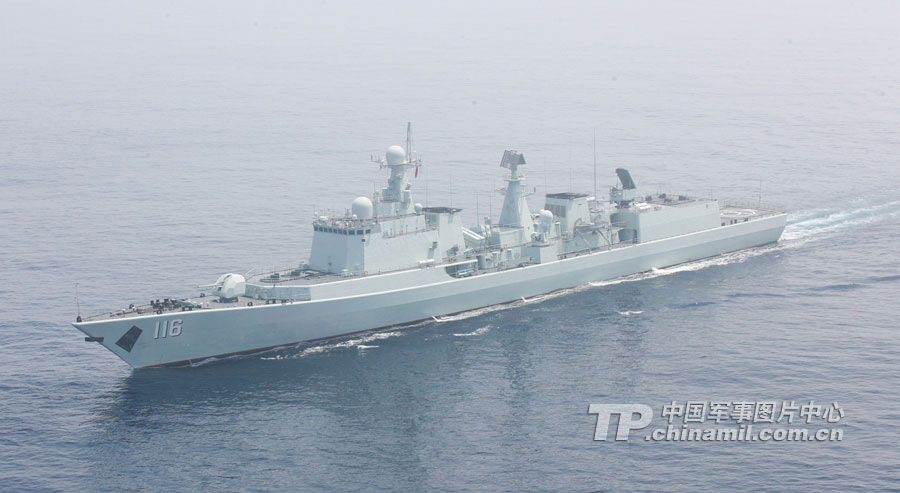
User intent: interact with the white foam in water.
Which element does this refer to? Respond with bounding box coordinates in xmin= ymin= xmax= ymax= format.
xmin=432 ymin=302 xmax=521 ymax=323
xmin=189 ymin=350 xmax=277 ymax=367
xmin=618 ymin=311 xmax=643 ymax=316
xmin=453 ymin=325 xmax=492 ymax=337
xmin=188 ymin=356 xmax=221 ymax=368
xmin=587 ymin=256 xmax=737 ymax=289
xmin=782 ymin=200 xmax=900 ymax=243
xmin=260 ymin=330 xmax=403 ymax=360
xmin=521 ymin=294 xmax=552 ymax=303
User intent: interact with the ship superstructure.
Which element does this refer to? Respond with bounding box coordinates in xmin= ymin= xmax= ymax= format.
xmin=74 ymin=124 xmax=787 ymax=368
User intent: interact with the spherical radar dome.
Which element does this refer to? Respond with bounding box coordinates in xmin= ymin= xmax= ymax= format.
xmin=212 ymin=273 xmax=246 ymax=299
xmin=385 ymin=145 xmax=406 ymax=165
xmin=351 ymin=196 xmax=374 ymax=220
xmin=539 ymin=209 xmax=554 ymax=224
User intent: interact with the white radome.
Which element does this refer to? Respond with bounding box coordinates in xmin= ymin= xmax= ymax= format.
xmin=351 ymin=196 xmax=374 ymax=220
xmin=539 ymin=209 xmax=554 ymax=223
xmin=539 ymin=209 xmax=553 ymax=232
xmin=212 ymin=273 xmax=246 ymax=299
xmin=385 ymin=145 xmax=406 ymax=165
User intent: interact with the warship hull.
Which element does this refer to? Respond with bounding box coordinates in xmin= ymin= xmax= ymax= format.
xmin=74 ymin=213 xmax=786 ymax=368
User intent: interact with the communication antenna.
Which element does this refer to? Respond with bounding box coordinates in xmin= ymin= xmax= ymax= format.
xmin=593 ymin=128 xmax=597 ymax=200
xmin=406 ymin=121 xmax=422 ymax=172
xmin=75 ymin=283 xmax=82 ymax=320
xmin=475 ymin=191 xmax=480 ymax=226
xmin=406 ymin=122 xmax=413 ymax=162
xmin=489 ymin=177 xmax=493 ymax=223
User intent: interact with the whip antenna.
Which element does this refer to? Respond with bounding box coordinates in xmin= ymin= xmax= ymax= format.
xmin=75 ymin=283 xmax=82 ymax=322
xmin=593 ymin=128 xmax=597 ymax=201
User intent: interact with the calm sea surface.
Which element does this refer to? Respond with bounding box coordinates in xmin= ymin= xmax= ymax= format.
xmin=1 ymin=1 xmax=899 ymax=491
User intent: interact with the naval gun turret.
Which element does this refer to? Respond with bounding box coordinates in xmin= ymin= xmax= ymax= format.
xmin=201 ymin=273 xmax=246 ymax=302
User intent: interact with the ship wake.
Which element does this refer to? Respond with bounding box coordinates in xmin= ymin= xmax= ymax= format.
xmin=260 ymin=330 xmax=404 ymax=360
xmin=782 ymin=199 xmax=900 ymax=244
xmin=453 ymin=325 xmax=492 ymax=337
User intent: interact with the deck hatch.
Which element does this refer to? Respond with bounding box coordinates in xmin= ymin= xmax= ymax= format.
xmin=115 ymin=325 xmax=142 ymax=352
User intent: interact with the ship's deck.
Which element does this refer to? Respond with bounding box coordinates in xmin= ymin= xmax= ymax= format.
xmin=720 ymin=205 xmax=778 ymax=224
xmin=246 ymin=269 xmax=351 ymax=286
xmin=79 ymin=295 xmax=289 ymax=323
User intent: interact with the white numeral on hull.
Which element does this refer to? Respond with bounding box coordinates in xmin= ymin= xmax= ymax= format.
xmin=154 ymin=319 xmax=183 ymax=339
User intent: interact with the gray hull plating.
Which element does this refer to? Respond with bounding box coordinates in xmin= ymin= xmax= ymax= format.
xmin=74 ymin=213 xmax=786 ymax=368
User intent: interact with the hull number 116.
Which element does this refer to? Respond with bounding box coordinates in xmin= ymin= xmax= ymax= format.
xmin=154 ymin=319 xmax=183 ymax=339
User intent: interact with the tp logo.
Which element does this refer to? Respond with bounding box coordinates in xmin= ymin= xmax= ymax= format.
xmin=588 ymin=404 xmax=653 ymax=441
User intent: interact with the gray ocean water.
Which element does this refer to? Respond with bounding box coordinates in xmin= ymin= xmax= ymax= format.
xmin=2 ymin=1 xmax=899 ymax=491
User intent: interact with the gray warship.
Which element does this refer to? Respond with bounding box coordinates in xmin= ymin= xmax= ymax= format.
xmin=74 ymin=124 xmax=787 ymax=368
